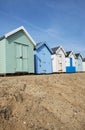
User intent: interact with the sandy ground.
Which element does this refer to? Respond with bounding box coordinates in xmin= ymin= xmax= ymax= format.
xmin=0 ymin=73 xmax=85 ymax=130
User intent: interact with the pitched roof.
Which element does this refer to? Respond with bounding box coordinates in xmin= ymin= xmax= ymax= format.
xmin=0 ymin=26 xmax=36 ymax=46
xmin=82 ymin=58 xmax=85 ymax=62
xmin=52 ymin=46 xmax=60 ymax=54
xmin=66 ymin=51 xmax=76 ymax=58
xmin=66 ymin=51 xmax=72 ymax=57
xmin=35 ymin=42 xmax=53 ymax=54
xmin=75 ymin=53 xmax=82 ymax=59
xmin=0 ymin=36 xmax=5 ymax=41
xmin=52 ymin=46 xmax=66 ymax=55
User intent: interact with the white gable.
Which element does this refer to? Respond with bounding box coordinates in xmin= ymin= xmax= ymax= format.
xmin=5 ymin=26 xmax=36 ymax=46
xmin=66 ymin=51 xmax=76 ymax=67
xmin=68 ymin=51 xmax=76 ymax=58
xmin=52 ymin=46 xmax=66 ymax=73
xmin=56 ymin=46 xmax=66 ymax=56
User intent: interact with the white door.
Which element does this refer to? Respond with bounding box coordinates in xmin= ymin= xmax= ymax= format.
xmin=58 ymin=55 xmax=62 ymax=72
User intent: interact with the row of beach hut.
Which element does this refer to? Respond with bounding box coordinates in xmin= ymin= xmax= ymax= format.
xmin=0 ymin=26 xmax=85 ymax=75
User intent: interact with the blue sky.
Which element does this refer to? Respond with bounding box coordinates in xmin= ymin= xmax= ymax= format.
xmin=0 ymin=0 xmax=85 ymax=57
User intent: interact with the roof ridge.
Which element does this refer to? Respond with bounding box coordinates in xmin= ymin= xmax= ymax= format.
xmin=0 ymin=26 xmax=36 ymax=46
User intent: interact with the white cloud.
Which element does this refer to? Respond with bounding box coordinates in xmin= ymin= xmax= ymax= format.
xmin=45 ymin=28 xmax=58 ymax=38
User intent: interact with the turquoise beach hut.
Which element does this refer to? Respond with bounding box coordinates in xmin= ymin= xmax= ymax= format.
xmin=0 ymin=26 xmax=36 ymax=74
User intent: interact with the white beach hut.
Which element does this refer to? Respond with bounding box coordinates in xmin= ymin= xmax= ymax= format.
xmin=82 ymin=58 xmax=85 ymax=72
xmin=65 ymin=51 xmax=76 ymax=73
xmin=75 ymin=53 xmax=83 ymax=72
xmin=51 ymin=46 xmax=66 ymax=73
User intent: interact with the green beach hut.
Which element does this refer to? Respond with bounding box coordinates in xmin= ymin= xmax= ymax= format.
xmin=0 ymin=26 xmax=36 ymax=74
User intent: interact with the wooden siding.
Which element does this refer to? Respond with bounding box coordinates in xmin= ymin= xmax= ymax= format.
xmin=6 ymin=30 xmax=34 ymax=73
xmin=75 ymin=56 xmax=83 ymax=72
xmin=52 ymin=49 xmax=66 ymax=73
xmin=35 ymin=44 xmax=52 ymax=74
xmin=0 ymin=39 xmax=6 ymax=74
xmin=82 ymin=62 xmax=85 ymax=71
xmin=0 ymin=30 xmax=34 ymax=74
xmin=65 ymin=53 xmax=76 ymax=73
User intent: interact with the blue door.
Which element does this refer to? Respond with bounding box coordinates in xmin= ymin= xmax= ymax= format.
xmin=66 ymin=58 xmax=76 ymax=73
xmin=70 ymin=58 xmax=72 ymax=66
xmin=40 ymin=50 xmax=47 ymax=73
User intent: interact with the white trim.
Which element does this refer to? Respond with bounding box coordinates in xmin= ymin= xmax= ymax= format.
xmin=69 ymin=51 xmax=76 ymax=58
xmin=5 ymin=26 xmax=36 ymax=46
xmin=56 ymin=46 xmax=66 ymax=56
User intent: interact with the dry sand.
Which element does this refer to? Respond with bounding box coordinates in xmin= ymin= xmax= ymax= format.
xmin=0 ymin=73 xmax=85 ymax=130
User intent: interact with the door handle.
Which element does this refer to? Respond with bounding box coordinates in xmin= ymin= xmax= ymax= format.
xmin=20 ymin=56 xmax=23 ymax=59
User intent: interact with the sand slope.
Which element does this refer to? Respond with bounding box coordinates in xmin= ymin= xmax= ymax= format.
xmin=0 ymin=73 xmax=85 ymax=130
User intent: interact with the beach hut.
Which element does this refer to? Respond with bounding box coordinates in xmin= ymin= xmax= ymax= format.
xmin=82 ymin=58 xmax=85 ymax=72
xmin=75 ymin=53 xmax=83 ymax=72
xmin=0 ymin=26 xmax=36 ymax=74
xmin=34 ymin=42 xmax=53 ymax=74
xmin=65 ymin=51 xmax=76 ymax=73
xmin=51 ymin=46 xmax=66 ymax=73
